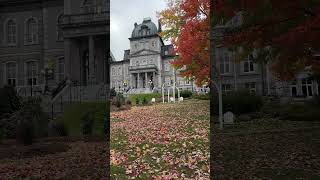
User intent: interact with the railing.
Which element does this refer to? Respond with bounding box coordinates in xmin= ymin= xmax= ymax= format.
xmin=16 ymin=85 xmax=43 ymax=98
xmin=59 ymin=11 xmax=109 ymax=27
xmin=128 ymin=64 xmax=158 ymax=71
xmin=51 ymin=79 xmax=67 ymax=100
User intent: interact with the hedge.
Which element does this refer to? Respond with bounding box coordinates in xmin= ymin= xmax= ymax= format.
xmin=129 ymin=93 xmax=162 ymax=105
xmin=212 ymin=91 xmax=263 ymax=115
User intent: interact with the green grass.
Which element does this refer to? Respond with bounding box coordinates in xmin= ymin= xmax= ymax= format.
xmin=58 ymin=102 xmax=108 ymax=136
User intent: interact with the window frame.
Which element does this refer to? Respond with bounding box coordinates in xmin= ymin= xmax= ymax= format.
xmin=5 ymin=19 xmax=17 ymax=46
xmin=243 ymin=54 xmax=255 ymax=73
xmin=25 ymin=60 xmax=38 ymax=86
xmin=24 ymin=17 xmax=39 ymax=45
xmin=4 ymin=61 xmax=17 ymax=87
xmin=245 ymin=82 xmax=256 ymax=94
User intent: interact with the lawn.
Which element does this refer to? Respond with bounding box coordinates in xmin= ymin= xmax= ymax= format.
xmin=110 ymin=99 xmax=210 ymax=179
xmin=212 ymin=118 xmax=320 ymax=179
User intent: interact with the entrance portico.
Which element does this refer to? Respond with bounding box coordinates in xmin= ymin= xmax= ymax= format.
xmin=131 ymin=71 xmax=156 ymax=89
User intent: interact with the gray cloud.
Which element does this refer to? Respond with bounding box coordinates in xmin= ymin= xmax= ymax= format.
xmin=111 ymin=0 xmax=167 ymax=61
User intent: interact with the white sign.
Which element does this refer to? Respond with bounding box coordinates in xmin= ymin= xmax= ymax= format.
xmin=224 ymin=111 xmax=234 ymax=125
xmin=151 ymin=98 xmax=156 ymax=103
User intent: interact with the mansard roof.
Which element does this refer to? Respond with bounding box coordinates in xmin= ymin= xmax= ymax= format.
xmin=131 ymin=17 xmax=158 ymax=39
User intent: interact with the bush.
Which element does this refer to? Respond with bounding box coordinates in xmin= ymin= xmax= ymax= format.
xmin=0 ymin=85 xmax=21 ymax=115
xmin=16 ymin=118 xmax=34 ymax=145
xmin=180 ymin=90 xmax=193 ymax=98
xmin=110 ymin=88 xmax=117 ymax=98
xmin=129 ymin=93 xmax=162 ymax=105
xmin=48 ymin=120 xmax=68 ymax=137
xmin=192 ymin=93 xmax=210 ymax=100
xmin=212 ymin=91 xmax=263 ymax=115
xmin=142 ymin=97 xmax=148 ymax=105
xmin=280 ymin=104 xmax=320 ymax=121
xmin=116 ymin=100 xmax=122 ymax=108
xmin=82 ymin=112 xmax=94 ymax=135
xmin=59 ymin=102 xmax=107 ymax=136
xmin=15 ymin=98 xmax=49 ymax=145
xmin=0 ymin=127 xmax=5 ymax=144
xmin=0 ymin=113 xmax=16 ymax=139
xmin=126 ymin=99 xmax=132 ymax=105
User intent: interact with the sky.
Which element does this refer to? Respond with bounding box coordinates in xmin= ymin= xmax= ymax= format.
xmin=110 ymin=0 xmax=168 ymax=61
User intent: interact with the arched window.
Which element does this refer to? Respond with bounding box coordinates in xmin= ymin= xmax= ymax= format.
xmin=26 ymin=61 xmax=38 ymax=86
xmin=6 ymin=20 xmax=16 ymax=45
xmin=6 ymin=62 xmax=17 ymax=87
xmin=25 ymin=18 xmax=38 ymax=44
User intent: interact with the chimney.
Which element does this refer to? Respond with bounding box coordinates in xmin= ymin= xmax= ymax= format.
xmin=134 ymin=22 xmax=138 ymax=27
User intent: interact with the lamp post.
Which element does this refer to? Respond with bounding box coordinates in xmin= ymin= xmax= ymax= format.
xmin=123 ymin=81 xmax=127 ymax=92
xmin=211 ymin=65 xmax=223 ymax=130
xmin=207 ymin=25 xmax=225 ymax=129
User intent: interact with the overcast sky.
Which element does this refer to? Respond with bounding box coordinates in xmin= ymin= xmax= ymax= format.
xmin=110 ymin=0 xmax=168 ymax=61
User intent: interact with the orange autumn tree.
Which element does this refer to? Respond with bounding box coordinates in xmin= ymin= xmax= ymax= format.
xmin=212 ymin=0 xmax=320 ymax=80
xmin=159 ymin=0 xmax=210 ymax=86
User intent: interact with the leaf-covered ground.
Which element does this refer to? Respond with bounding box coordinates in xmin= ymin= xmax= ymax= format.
xmin=212 ymin=120 xmax=320 ymax=179
xmin=0 ymin=137 xmax=108 ymax=179
xmin=110 ymin=100 xmax=210 ymax=179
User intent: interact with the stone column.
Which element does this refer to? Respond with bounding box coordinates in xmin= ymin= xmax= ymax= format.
xmin=145 ymin=72 xmax=148 ymax=88
xmin=129 ymin=73 xmax=133 ymax=88
xmin=137 ymin=73 xmax=140 ymax=88
xmin=88 ymin=35 xmax=95 ymax=85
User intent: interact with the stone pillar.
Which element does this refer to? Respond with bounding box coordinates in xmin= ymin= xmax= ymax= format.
xmin=145 ymin=72 xmax=148 ymax=88
xmin=137 ymin=73 xmax=140 ymax=88
xmin=88 ymin=35 xmax=95 ymax=85
xmin=129 ymin=73 xmax=133 ymax=88
xmin=153 ymin=71 xmax=155 ymax=86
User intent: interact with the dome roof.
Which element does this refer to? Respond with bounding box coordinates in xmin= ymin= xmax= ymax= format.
xmin=131 ymin=17 xmax=158 ymax=38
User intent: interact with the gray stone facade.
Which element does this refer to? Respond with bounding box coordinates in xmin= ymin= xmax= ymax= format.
xmin=213 ymin=13 xmax=320 ymax=98
xmin=0 ymin=0 xmax=108 ymax=96
xmin=110 ymin=18 xmax=197 ymax=94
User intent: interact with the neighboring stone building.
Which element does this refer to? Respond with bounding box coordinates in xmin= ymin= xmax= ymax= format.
xmin=110 ymin=17 xmax=199 ymax=94
xmin=0 ymin=0 xmax=109 ymax=97
xmin=213 ymin=12 xmax=320 ymax=98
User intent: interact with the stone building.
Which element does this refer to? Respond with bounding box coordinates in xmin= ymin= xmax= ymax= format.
xmin=110 ymin=18 xmax=198 ymax=94
xmin=213 ymin=12 xmax=320 ymax=98
xmin=0 ymin=0 xmax=109 ymax=97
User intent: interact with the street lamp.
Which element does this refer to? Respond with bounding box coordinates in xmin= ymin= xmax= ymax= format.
xmin=148 ymin=79 xmax=153 ymax=91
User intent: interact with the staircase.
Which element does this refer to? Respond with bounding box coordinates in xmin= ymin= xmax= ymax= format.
xmin=125 ymin=88 xmax=153 ymax=95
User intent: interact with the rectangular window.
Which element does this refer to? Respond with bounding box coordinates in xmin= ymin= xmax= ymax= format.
xmin=302 ymin=79 xmax=313 ymax=97
xmin=26 ymin=61 xmax=38 ymax=86
xmin=6 ymin=62 xmax=17 ymax=87
xmin=245 ymin=82 xmax=256 ymax=94
xmin=222 ymin=84 xmax=232 ymax=94
xmin=219 ymin=53 xmax=230 ymax=74
xmin=244 ymin=54 xmax=254 ymax=73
